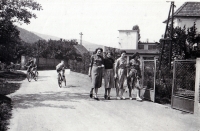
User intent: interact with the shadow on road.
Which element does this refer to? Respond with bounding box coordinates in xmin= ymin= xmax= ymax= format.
xmin=12 ymin=92 xmax=93 ymax=109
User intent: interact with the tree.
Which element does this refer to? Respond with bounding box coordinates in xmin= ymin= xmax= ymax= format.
xmin=187 ymin=22 xmax=197 ymax=48
xmin=132 ymin=25 xmax=141 ymax=42
xmin=0 ymin=19 xmax=21 ymax=63
xmin=0 ymin=0 xmax=42 ymax=62
xmin=0 ymin=0 xmax=42 ymax=24
xmin=172 ymin=26 xmax=188 ymax=59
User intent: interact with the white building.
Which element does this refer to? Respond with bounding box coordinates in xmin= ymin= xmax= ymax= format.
xmin=163 ymin=2 xmax=200 ymax=33
xmin=116 ymin=29 xmax=159 ymax=61
xmin=118 ymin=30 xmax=138 ymax=50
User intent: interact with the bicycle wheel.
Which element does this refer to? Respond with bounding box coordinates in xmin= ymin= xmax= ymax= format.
xmin=58 ymin=73 xmax=62 ymax=88
xmin=27 ymin=72 xmax=32 ymax=82
xmin=34 ymin=71 xmax=39 ymax=81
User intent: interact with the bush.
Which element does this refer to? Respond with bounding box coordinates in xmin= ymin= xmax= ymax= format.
xmin=0 ymin=95 xmax=12 ymax=131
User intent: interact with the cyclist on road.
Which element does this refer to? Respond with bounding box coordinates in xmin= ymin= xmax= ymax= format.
xmin=56 ymin=60 xmax=65 ymax=79
xmin=26 ymin=58 xmax=37 ymax=75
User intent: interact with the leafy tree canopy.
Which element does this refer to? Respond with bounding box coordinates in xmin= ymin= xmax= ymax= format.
xmin=132 ymin=25 xmax=141 ymax=42
xmin=0 ymin=0 xmax=42 ymax=24
xmin=0 ymin=0 xmax=42 ymax=63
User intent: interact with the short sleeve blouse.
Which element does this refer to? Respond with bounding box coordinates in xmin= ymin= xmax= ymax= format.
xmin=90 ymin=54 xmax=104 ymax=67
xmin=116 ymin=57 xmax=127 ymax=69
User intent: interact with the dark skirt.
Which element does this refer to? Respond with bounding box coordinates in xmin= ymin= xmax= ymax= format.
xmin=91 ymin=66 xmax=103 ymax=88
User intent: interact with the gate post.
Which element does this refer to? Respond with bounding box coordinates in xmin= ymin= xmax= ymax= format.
xmin=194 ymin=58 xmax=200 ymax=115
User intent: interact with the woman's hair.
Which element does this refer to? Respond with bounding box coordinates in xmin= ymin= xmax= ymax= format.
xmin=95 ymin=48 xmax=103 ymax=53
xmin=132 ymin=52 xmax=139 ymax=58
xmin=120 ymin=50 xmax=126 ymax=55
xmin=106 ymin=50 xmax=113 ymax=56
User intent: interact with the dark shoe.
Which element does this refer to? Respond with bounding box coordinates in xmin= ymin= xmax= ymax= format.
xmin=90 ymin=93 xmax=93 ymax=98
xmin=107 ymin=96 xmax=111 ymax=100
xmin=94 ymin=96 xmax=99 ymax=101
xmin=104 ymin=95 xmax=107 ymax=99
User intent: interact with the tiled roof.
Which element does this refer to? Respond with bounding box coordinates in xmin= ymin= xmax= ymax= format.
xmin=73 ymin=44 xmax=89 ymax=55
xmin=163 ymin=2 xmax=200 ymax=23
xmin=174 ymin=2 xmax=200 ymax=17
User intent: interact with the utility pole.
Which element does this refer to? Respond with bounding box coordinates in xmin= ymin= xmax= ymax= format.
xmin=37 ymin=42 xmax=40 ymax=66
xmin=159 ymin=1 xmax=175 ymax=70
xmin=169 ymin=1 xmax=174 ymax=69
xmin=79 ymin=32 xmax=83 ymax=45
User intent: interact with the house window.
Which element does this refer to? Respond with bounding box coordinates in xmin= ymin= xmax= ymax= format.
xmin=148 ymin=45 xmax=157 ymax=50
xmin=143 ymin=57 xmax=154 ymax=60
xmin=138 ymin=45 xmax=144 ymax=49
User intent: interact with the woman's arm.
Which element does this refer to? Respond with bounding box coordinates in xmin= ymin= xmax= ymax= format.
xmin=88 ymin=55 xmax=94 ymax=77
xmin=114 ymin=59 xmax=119 ymax=78
xmin=127 ymin=60 xmax=131 ymax=77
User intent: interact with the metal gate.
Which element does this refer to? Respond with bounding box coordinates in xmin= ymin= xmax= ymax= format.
xmin=141 ymin=59 xmax=157 ymax=102
xmin=171 ymin=60 xmax=196 ymax=113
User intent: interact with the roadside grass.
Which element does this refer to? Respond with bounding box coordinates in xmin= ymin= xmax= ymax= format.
xmin=0 ymin=70 xmax=26 ymax=81
xmin=0 ymin=71 xmax=26 ymax=131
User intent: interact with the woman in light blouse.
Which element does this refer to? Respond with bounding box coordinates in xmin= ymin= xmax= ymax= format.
xmin=114 ymin=50 xmax=127 ymax=100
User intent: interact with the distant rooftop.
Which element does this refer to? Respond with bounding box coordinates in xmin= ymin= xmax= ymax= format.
xmin=118 ymin=30 xmax=138 ymax=32
xmin=163 ymin=2 xmax=200 ymax=23
xmin=125 ymin=49 xmax=159 ymax=55
xmin=73 ymin=44 xmax=89 ymax=55
xmin=138 ymin=42 xmax=159 ymax=45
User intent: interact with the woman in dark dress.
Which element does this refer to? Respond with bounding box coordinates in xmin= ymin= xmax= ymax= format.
xmin=103 ymin=51 xmax=115 ymax=100
xmin=88 ymin=48 xmax=104 ymax=100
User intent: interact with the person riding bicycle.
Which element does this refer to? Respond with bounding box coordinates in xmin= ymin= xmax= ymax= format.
xmin=26 ymin=58 xmax=37 ymax=75
xmin=56 ymin=60 xmax=65 ymax=79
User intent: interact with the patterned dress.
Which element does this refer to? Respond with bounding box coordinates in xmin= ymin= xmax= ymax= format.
xmin=104 ymin=57 xmax=115 ymax=88
xmin=128 ymin=59 xmax=141 ymax=78
xmin=90 ymin=54 xmax=104 ymax=88
xmin=127 ymin=59 xmax=141 ymax=89
xmin=115 ymin=57 xmax=127 ymax=89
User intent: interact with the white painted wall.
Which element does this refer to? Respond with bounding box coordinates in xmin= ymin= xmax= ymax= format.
xmin=118 ymin=30 xmax=138 ymax=50
xmin=174 ymin=18 xmax=200 ymax=33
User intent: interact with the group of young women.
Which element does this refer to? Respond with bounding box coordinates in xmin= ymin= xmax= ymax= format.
xmin=88 ymin=47 xmax=142 ymax=101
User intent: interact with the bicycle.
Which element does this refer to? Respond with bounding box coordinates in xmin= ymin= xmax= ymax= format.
xmin=27 ymin=67 xmax=38 ymax=82
xmin=58 ymin=72 xmax=66 ymax=88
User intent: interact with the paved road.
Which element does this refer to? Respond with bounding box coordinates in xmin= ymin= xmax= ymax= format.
xmin=7 ymin=70 xmax=200 ymax=131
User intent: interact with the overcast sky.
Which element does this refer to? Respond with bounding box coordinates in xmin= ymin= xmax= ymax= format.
xmin=17 ymin=0 xmax=198 ymax=47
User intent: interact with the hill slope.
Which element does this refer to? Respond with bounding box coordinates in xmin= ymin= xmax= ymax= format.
xmin=17 ymin=27 xmax=104 ymax=51
xmin=17 ymin=27 xmax=44 ymax=43
xmin=34 ymin=32 xmax=104 ymax=52
xmin=33 ymin=32 xmax=61 ymax=41
xmin=78 ymin=40 xmax=103 ymax=52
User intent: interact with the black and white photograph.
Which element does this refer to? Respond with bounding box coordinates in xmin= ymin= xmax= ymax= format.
xmin=0 ymin=0 xmax=200 ymax=130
